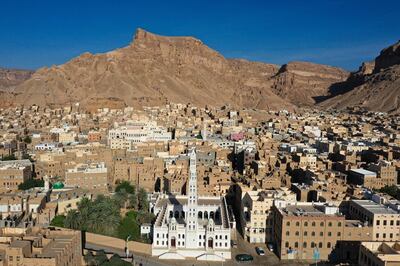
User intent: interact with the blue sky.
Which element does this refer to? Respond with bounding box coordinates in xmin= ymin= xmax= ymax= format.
xmin=1 ymin=0 xmax=399 ymax=70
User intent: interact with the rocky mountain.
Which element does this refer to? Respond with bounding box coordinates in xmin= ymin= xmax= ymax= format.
xmin=3 ymin=29 xmax=351 ymax=111
xmin=0 ymin=68 xmax=33 ymax=91
xmin=319 ymin=41 xmax=400 ymax=113
xmin=271 ymin=62 xmax=349 ymax=106
xmin=10 ymin=29 xmax=289 ymax=111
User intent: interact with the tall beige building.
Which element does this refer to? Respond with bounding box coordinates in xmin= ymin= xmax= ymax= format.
xmin=272 ymin=202 xmax=372 ymax=261
xmin=0 ymin=227 xmax=82 ymax=266
xmin=65 ymin=162 xmax=108 ymax=192
xmin=0 ymin=160 xmax=32 ymax=191
xmin=241 ymin=188 xmax=296 ymax=243
xmin=348 ymin=200 xmax=400 ymax=242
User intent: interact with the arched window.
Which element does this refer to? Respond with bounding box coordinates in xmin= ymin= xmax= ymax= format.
xmin=294 ymin=242 xmax=299 ymax=248
xmin=319 ymin=242 xmax=323 ymax=248
xmin=303 ymin=242 xmax=307 ymax=248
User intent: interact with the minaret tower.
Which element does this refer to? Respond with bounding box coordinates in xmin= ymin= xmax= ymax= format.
xmin=185 ymin=147 xmax=198 ymax=248
xmin=202 ymin=122 xmax=207 ymax=141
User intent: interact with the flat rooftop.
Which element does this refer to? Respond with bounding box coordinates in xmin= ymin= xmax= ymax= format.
xmin=281 ymin=204 xmax=342 ymax=218
xmin=350 ymin=168 xmax=377 ymax=176
xmin=352 ymin=200 xmax=399 ymax=215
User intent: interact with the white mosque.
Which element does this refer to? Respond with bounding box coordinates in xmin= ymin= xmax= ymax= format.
xmin=151 ymin=148 xmax=232 ymax=261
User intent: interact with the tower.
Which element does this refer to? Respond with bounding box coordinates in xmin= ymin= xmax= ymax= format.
xmin=185 ymin=147 xmax=198 ymax=248
xmin=202 ymin=122 xmax=207 ymax=141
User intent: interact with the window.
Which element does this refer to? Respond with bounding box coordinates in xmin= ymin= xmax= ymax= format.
xmin=328 ymin=232 xmax=332 ymax=237
xmin=320 ymin=222 xmax=324 ymax=226
xmin=338 ymin=222 xmax=342 ymax=227
xmin=311 ymin=242 xmax=315 ymax=248
xmin=286 ymin=221 xmax=290 ymax=226
xmin=295 ymin=242 xmax=299 ymax=248
xmin=304 ymin=222 xmax=308 ymax=227
xmin=295 ymin=231 xmax=299 ymax=236
xmin=383 ymin=233 xmax=386 ymax=238
xmin=376 ymin=233 xmax=380 ymax=238
xmin=312 ymin=222 xmax=316 ymax=226
xmin=304 ymin=231 xmax=308 ymax=236
xmin=337 ymin=232 xmax=341 ymax=237
xmin=311 ymin=232 xmax=315 ymax=236
xmin=286 ymin=231 xmax=290 ymax=236
xmin=390 ymin=220 xmax=394 ymax=226
xmin=327 ymin=242 xmax=331 ymax=248
xmin=303 ymin=242 xmax=307 ymax=248
xmin=328 ymin=222 xmax=332 ymax=227
xmin=296 ymin=222 xmax=300 ymax=226
xmin=376 ymin=220 xmax=380 ymax=226
xmin=319 ymin=242 xmax=323 ymax=248
xmin=383 ymin=220 xmax=387 ymax=226
xmin=320 ymin=232 xmax=323 ymax=237
xmin=285 ymin=242 xmax=289 ymax=248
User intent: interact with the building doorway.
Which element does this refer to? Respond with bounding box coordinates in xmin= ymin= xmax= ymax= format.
xmin=171 ymin=237 xmax=176 ymax=248
xmin=208 ymin=238 xmax=213 ymax=249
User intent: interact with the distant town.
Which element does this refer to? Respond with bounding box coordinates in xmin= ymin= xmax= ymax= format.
xmin=0 ymin=103 xmax=398 ymax=265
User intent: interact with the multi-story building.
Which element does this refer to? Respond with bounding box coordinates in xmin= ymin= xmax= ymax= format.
xmin=0 ymin=160 xmax=32 ymax=191
xmin=108 ymin=120 xmax=172 ymax=150
xmin=241 ymin=188 xmax=296 ymax=244
xmin=151 ymin=148 xmax=232 ymax=261
xmin=0 ymin=227 xmax=82 ymax=266
xmin=348 ymin=200 xmax=400 ymax=242
xmin=272 ymin=202 xmax=372 ymax=261
xmin=348 ymin=168 xmax=379 ymax=189
xmin=358 ymin=241 xmax=400 ymax=266
xmin=368 ymin=160 xmax=398 ymax=188
xmin=65 ymin=162 xmax=108 ymax=191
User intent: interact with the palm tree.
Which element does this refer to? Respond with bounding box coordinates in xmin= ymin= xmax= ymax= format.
xmin=64 ymin=210 xmax=81 ymax=230
xmin=138 ymin=188 xmax=149 ymax=211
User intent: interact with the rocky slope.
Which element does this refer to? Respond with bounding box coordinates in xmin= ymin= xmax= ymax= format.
xmin=320 ymin=41 xmax=400 ymax=113
xmin=271 ymin=62 xmax=349 ymax=106
xmin=11 ymin=29 xmax=289 ymax=111
xmin=0 ymin=68 xmax=33 ymax=91
xmin=5 ymin=29 xmax=350 ymax=111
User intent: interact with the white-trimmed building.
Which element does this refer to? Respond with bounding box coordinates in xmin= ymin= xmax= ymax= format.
xmin=151 ymin=148 xmax=232 ymax=261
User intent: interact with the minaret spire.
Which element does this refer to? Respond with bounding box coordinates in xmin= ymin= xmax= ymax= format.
xmin=186 ymin=147 xmax=198 ymax=248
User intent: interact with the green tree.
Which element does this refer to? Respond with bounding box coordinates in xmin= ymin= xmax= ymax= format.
xmin=18 ymin=179 xmax=44 ymax=190
xmin=104 ymin=254 xmax=131 ymax=266
xmin=64 ymin=210 xmax=82 ymax=230
xmin=378 ymin=185 xmax=400 ymax=200
xmin=113 ymin=191 xmax=129 ymax=209
xmin=1 ymin=154 xmax=17 ymax=161
xmin=137 ymin=188 xmax=149 ymax=211
xmin=23 ymin=136 xmax=32 ymax=144
xmin=115 ymin=181 xmax=135 ymax=194
xmin=117 ymin=211 xmax=140 ymax=241
xmin=94 ymin=250 xmax=108 ymax=265
xmin=50 ymin=215 xmax=66 ymax=227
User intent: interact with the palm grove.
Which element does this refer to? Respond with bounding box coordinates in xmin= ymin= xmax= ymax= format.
xmin=51 ymin=181 xmax=154 ymax=242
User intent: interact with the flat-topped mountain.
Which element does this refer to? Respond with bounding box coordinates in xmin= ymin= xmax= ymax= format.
xmin=4 ymin=29 xmax=351 ymax=111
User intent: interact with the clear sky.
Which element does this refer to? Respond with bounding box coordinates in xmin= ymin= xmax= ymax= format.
xmin=1 ymin=0 xmax=399 ymax=71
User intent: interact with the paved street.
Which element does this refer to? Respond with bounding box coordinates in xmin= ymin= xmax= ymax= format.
xmin=85 ymin=234 xmax=318 ymax=266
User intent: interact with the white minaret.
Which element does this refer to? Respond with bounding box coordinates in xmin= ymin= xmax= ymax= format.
xmin=185 ymin=147 xmax=198 ymax=248
xmin=202 ymin=122 xmax=207 ymax=141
